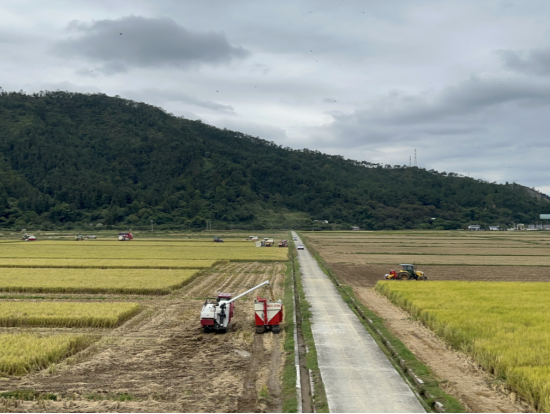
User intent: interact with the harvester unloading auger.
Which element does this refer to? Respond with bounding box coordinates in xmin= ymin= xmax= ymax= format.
xmin=200 ymin=280 xmax=283 ymax=334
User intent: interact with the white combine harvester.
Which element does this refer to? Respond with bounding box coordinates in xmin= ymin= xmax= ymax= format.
xmin=200 ymin=280 xmax=283 ymax=334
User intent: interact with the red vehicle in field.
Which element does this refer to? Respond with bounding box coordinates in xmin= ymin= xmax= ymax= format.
xmin=118 ymin=232 xmax=133 ymax=241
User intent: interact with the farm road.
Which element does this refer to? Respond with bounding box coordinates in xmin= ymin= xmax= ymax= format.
xmin=293 ymin=232 xmax=424 ymax=413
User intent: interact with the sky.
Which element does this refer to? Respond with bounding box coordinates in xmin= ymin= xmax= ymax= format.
xmin=1 ymin=0 xmax=550 ymax=195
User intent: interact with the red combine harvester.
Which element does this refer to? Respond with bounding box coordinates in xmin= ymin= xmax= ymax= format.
xmin=200 ymin=280 xmax=283 ymax=334
xmin=118 ymin=232 xmax=133 ymax=241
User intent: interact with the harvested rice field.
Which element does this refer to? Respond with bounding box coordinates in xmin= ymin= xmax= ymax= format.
xmin=304 ymin=230 xmax=550 ymax=274
xmin=0 ymin=233 xmax=290 ymax=413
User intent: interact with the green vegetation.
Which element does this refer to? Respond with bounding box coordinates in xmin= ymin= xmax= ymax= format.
xmin=282 ymin=258 xmax=298 ymax=413
xmin=377 ymin=281 xmax=550 ymax=412
xmin=0 ymin=91 xmax=547 ymax=231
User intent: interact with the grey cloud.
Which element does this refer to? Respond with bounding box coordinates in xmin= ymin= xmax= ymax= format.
xmin=124 ymin=88 xmax=235 ymax=114
xmin=309 ymin=76 xmax=550 ymax=150
xmin=52 ymin=16 xmax=249 ymax=74
xmin=499 ymin=48 xmax=550 ymax=76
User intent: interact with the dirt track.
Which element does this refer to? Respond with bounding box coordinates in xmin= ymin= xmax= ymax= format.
xmin=3 ymin=262 xmax=286 ymax=413
xmin=353 ymin=288 xmax=529 ymax=413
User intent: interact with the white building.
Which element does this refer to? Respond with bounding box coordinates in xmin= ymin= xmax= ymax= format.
xmin=468 ymin=225 xmax=481 ymax=231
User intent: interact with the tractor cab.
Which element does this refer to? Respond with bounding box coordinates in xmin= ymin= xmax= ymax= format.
xmin=397 ymin=264 xmax=427 ymax=281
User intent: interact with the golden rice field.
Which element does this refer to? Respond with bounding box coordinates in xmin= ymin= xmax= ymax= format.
xmin=0 ymin=268 xmax=201 ymax=294
xmin=0 ymin=243 xmax=288 ymax=261
xmin=0 ymin=258 xmax=219 ymax=269
xmin=376 ymin=281 xmax=550 ymax=412
xmin=0 ymin=333 xmax=95 ymax=375
xmin=0 ymin=302 xmax=140 ymax=328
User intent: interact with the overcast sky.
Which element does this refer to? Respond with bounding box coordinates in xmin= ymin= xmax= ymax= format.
xmin=1 ymin=0 xmax=550 ymax=194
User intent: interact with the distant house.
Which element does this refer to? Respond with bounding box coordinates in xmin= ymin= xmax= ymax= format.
xmin=489 ymin=226 xmax=499 ymax=231
xmin=468 ymin=225 xmax=481 ymax=231
xmin=314 ymin=220 xmax=329 ymax=224
xmin=351 ymin=226 xmax=360 ymax=231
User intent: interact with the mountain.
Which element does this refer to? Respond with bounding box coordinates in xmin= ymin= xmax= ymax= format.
xmin=0 ymin=90 xmax=546 ymax=231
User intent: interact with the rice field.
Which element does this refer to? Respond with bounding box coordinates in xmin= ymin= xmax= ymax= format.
xmin=0 ymin=302 xmax=140 ymax=328
xmin=376 ymin=281 xmax=550 ymax=412
xmin=0 ymin=258 xmax=219 ymax=269
xmin=305 ymin=231 xmax=550 ymax=267
xmin=0 ymin=243 xmax=288 ymax=261
xmin=0 ymin=268 xmax=201 ymax=294
xmin=0 ymin=333 xmax=95 ymax=375
xmin=322 ymin=253 xmax=550 ymax=266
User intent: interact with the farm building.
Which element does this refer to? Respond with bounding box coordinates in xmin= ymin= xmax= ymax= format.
xmin=468 ymin=225 xmax=481 ymax=231
xmin=351 ymin=226 xmax=360 ymax=231
xmin=489 ymin=226 xmax=500 ymax=231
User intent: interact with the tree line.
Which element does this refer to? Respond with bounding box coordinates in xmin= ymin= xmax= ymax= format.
xmin=0 ymin=90 xmax=546 ymax=231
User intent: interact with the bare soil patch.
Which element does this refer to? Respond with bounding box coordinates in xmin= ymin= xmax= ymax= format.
xmin=2 ymin=262 xmax=286 ymax=413
xmin=354 ymin=288 xmax=530 ymax=413
xmin=331 ymin=263 xmax=550 ymax=287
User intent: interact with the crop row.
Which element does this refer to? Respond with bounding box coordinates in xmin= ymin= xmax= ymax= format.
xmin=376 ymin=281 xmax=550 ymax=412
xmin=0 ymin=268 xmax=201 ymax=295
xmin=0 ymin=302 xmax=140 ymax=328
xmin=0 ymin=258 xmax=220 ymax=269
xmin=0 ymin=245 xmax=288 ymax=260
xmin=0 ymin=333 xmax=95 ymax=375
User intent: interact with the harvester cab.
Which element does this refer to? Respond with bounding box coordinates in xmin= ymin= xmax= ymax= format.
xmin=200 ymin=280 xmax=283 ymax=334
xmin=398 ymin=264 xmax=427 ymax=281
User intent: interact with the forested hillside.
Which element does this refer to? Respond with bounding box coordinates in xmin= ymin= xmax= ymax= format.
xmin=0 ymin=90 xmax=546 ymax=231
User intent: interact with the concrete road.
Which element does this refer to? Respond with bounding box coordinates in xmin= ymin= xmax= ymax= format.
xmin=292 ymin=232 xmax=425 ymax=413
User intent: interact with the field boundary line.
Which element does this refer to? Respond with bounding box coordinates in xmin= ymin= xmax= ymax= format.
xmin=299 ymin=233 xmax=466 ymax=413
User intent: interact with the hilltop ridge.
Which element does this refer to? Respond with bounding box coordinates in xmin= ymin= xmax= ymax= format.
xmin=0 ymin=90 xmax=546 ymax=230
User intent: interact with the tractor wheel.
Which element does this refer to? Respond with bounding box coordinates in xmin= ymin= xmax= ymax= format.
xmin=202 ymin=326 xmax=211 ymax=333
xmin=255 ymin=325 xmax=266 ymax=334
xmin=422 ymin=276 xmax=428 ymax=281
xmin=399 ymin=273 xmax=409 ymax=280
xmin=272 ymin=325 xmax=281 ymax=334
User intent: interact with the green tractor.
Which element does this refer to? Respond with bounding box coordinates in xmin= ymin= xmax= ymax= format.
xmin=398 ymin=264 xmax=427 ymax=281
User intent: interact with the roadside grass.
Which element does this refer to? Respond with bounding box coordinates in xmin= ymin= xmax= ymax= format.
xmin=282 ymin=258 xmax=298 ymax=413
xmin=300 ymin=233 xmax=466 ymax=413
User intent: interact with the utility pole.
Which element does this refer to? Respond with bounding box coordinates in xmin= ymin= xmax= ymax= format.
xmin=150 ymin=219 xmax=154 ymax=232
xmin=414 ymin=149 xmax=417 ymax=167
xmin=206 ymin=220 xmax=212 ymax=231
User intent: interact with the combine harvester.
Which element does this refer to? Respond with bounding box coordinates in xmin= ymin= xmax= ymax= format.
xmin=118 ymin=232 xmax=133 ymax=241
xmin=200 ymin=280 xmax=283 ymax=334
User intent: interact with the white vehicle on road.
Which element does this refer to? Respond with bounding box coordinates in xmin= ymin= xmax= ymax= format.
xmin=297 ymin=244 xmax=305 ymax=250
